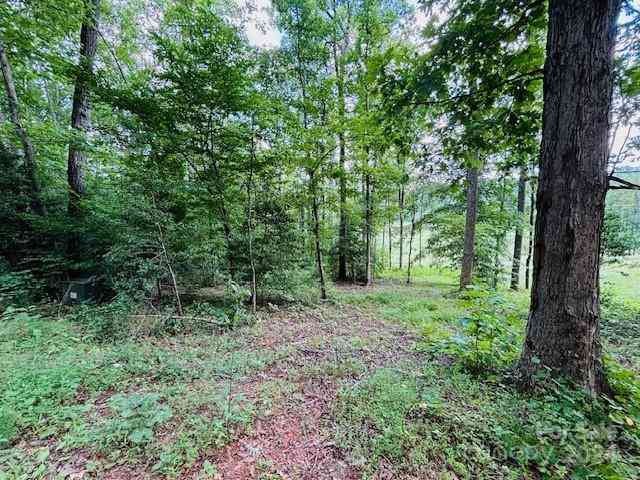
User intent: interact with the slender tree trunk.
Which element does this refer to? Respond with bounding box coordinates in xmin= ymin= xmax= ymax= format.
xmin=510 ymin=168 xmax=527 ymax=290
xmin=492 ymin=179 xmax=506 ymax=289
xmin=406 ymin=199 xmax=417 ymax=284
xmin=518 ymin=0 xmax=622 ymax=395
xmin=364 ymin=169 xmax=373 ymax=286
xmin=381 ymin=211 xmax=386 ymax=264
xmin=156 ymin=222 xmax=183 ymax=316
xmin=337 ymin=134 xmax=348 ymax=281
xmin=398 ymin=186 xmax=404 ymax=269
xmin=334 ymin=46 xmax=349 ymax=282
xmin=387 ymin=195 xmax=392 ymax=269
xmin=460 ymin=165 xmax=479 ymax=289
xmin=205 ymin=182 xmax=235 ymax=275
xmin=310 ymin=171 xmax=327 ymax=300
xmin=67 ymin=0 xmax=100 ymax=215
xmin=419 ymin=200 xmax=423 ymax=266
xmin=247 ymin=125 xmax=258 ymax=313
xmin=525 ymin=181 xmax=535 ymax=289
xmin=0 ymin=42 xmax=45 ymax=215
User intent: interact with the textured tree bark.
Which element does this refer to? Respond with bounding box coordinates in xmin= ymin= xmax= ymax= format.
xmin=67 ymin=0 xmax=100 ymax=214
xmin=0 ymin=42 xmax=45 ymax=215
xmin=510 ymin=169 xmax=527 ymax=290
xmin=459 ymin=166 xmax=479 ymax=289
xmin=518 ymin=0 xmax=622 ymax=395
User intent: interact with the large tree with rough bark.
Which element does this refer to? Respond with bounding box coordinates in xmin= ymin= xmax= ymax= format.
xmin=67 ymin=0 xmax=100 ymax=214
xmin=518 ymin=0 xmax=623 ymax=395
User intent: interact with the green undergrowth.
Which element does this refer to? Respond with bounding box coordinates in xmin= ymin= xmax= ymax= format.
xmin=1 ymin=264 xmax=639 ymax=479
xmin=0 ymin=309 xmax=276 ymax=478
xmin=335 ymin=365 xmax=640 ymax=479
xmin=336 ymin=268 xmax=640 ymax=479
xmin=601 ymin=290 xmax=640 ymax=371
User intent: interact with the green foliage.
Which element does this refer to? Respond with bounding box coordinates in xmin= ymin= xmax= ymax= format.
xmin=336 ymin=368 xmax=425 ymax=468
xmin=69 ymin=296 xmax=134 ymax=341
xmin=98 ymin=393 xmax=172 ymax=447
xmin=258 ymin=268 xmax=319 ymax=304
xmin=336 ymin=361 xmax=640 ymax=479
xmin=0 ymin=407 xmax=18 ymax=447
xmin=334 ymin=268 xmax=640 ymax=478
xmin=0 ymin=270 xmax=44 ymax=308
xmin=602 ymin=209 xmax=640 ymax=258
xmin=0 ymin=0 xmax=639 ymax=476
xmin=186 ymin=282 xmax=253 ymax=330
xmin=0 ymin=305 xmax=269 ymax=475
xmin=433 ymin=289 xmax=523 ymax=372
xmin=427 ymin=178 xmax=519 ymax=286
xmin=601 ymin=288 xmax=640 ymax=370
xmin=0 ymin=305 xmax=42 ymax=323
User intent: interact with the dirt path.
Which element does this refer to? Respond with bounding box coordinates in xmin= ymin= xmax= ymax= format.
xmin=185 ymin=299 xmax=421 ymax=480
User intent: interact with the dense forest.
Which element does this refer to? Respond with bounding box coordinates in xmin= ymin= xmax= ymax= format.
xmin=1 ymin=0 xmax=640 ymax=478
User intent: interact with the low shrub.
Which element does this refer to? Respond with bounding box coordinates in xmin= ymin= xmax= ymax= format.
xmin=69 ymin=296 xmax=135 ymax=341
xmin=258 ymin=268 xmax=320 ymax=304
xmin=426 ymin=289 xmax=524 ymax=373
xmin=0 ymin=270 xmax=45 ymax=308
xmin=96 ymin=393 xmax=172 ymax=448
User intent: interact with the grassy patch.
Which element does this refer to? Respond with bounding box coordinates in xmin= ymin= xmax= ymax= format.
xmin=0 ymin=312 xmax=271 ymax=477
xmin=335 ymin=365 xmax=640 ymax=479
xmin=332 ymin=267 xmax=640 ymax=479
xmin=2 ymin=264 xmax=640 ymax=478
xmin=601 ymin=256 xmax=640 ymax=302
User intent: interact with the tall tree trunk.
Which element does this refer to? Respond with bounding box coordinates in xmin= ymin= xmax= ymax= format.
xmin=334 ymin=45 xmax=349 ymax=282
xmin=419 ymin=200 xmax=423 ymax=266
xmin=491 ymin=179 xmax=506 ymax=289
xmin=364 ymin=169 xmax=373 ymax=286
xmin=337 ymin=134 xmax=348 ymax=281
xmin=398 ymin=186 xmax=404 ymax=269
xmin=518 ymin=0 xmax=621 ymax=395
xmin=67 ymin=0 xmax=100 ymax=215
xmin=310 ymin=171 xmax=327 ymax=300
xmin=406 ymin=199 xmax=417 ymax=284
xmin=525 ymin=181 xmax=535 ymax=289
xmin=510 ymin=169 xmax=527 ymax=290
xmin=247 ymin=125 xmax=258 ymax=313
xmin=0 ymin=42 xmax=45 ymax=215
xmin=381 ymin=210 xmax=386 ymax=265
xmin=387 ymin=195 xmax=392 ymax=270
xmin=460 ymin=165 xmax=479 ymax=289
